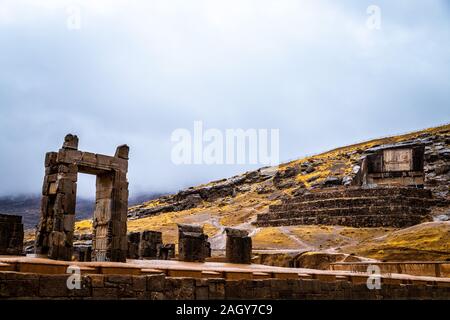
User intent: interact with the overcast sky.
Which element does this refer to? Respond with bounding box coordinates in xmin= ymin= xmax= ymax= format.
xmin=0 ymin=0 xmax=449 ymax=198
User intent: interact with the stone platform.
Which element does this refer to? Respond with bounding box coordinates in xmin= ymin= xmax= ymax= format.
xmin=255 ymin=187 xmax=435 ymax=228
xmin=0 ymin=256 xmax=449 ymax=299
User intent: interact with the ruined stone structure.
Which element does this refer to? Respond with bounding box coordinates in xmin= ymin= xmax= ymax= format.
xmin=140 ymin=231 xmax=163 ymax=258
xmin=0 ymin=269 xmax=449 ymax=300
xmin=225 ymin=228 xmax=252 ymax=264
xmin=73 ymin=243 xmax=92 ymax=262
xmin=127 ymin=232 xmax=141 ymax=259
xmin=354 ymin=142 xmax=425 ymax=187
xmin=35 ymin=134 xmax=129 ymax=262
xmin=157 ymin=243 xmax=175 ymax=260
xmin=0 ymin=214 xmax=24 ymax=255
xmin=255 ymin=187 xmax=434 ymax=228
xmin=127 ymin=231 xmax=163 ymax=259
xmin=177 ymin=224 xmax=211 ymax=262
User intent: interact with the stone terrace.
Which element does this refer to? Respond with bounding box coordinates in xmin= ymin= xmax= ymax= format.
xmin=255 ymin=187 xmax=435 ymax=228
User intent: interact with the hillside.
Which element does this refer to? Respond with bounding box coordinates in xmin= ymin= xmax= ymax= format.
xmin=72 ymin=124 xmax=450 ymax=261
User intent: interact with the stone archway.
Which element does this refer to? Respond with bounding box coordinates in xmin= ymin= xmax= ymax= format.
xmin=35 ymin=134 xmax=129 ymax=262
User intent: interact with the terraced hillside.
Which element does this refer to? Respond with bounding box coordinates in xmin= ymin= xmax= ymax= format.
xmin=72 ymin=124 xmax=450 ymax=261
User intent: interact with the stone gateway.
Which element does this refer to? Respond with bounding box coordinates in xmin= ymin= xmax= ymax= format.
xmin=35 ymin=134 xmax=129 ymax=262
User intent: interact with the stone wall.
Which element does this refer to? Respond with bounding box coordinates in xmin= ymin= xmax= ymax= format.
xmin=0 ymin=271 xmax=448 ymax=299
xmin=330 ymin=262 xmax=450 ymax=278
xmin=255 ymin=187 xmax=434 ymax=228
xmin=0 ymin=214 xmax=23 ymax=255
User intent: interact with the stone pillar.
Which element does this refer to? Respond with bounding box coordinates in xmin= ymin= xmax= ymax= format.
xmin=140 ymin=231 xmax=162 ymax=259
xmin=157 ymin=243 xmax=175 ymax=260
xmin=225 ymin=228 xmax=252 ymax=264
xmin=0 ymin=214 xmax=24 ymax=255
xmin=127 ymin=232 xmax=141 ymax=259
xmin=36 ymin=135 xmax=78 ymax=261
xmin=177 ymin=224 xmax=211 ymax=262
xmin=35 ymin=151 xmax=58 ymax=255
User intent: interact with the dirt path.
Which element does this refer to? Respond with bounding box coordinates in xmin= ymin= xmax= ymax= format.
xmin=278 ymin=226 xmax=313 ymax=250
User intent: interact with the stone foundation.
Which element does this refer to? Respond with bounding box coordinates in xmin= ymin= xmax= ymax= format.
xmin=255 ymin=187 xmax=434 ymax=228
xmin=0 ymin=214 xmax=24 ymax=255
xmin=0 ymin=271 xmax=448 ymax=300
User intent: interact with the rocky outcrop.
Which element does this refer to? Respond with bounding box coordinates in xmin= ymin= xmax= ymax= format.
xmin=128 ymin=126 xmax=450 ymax=225
xmin=128 ymin=167 xmax=276 ymax=219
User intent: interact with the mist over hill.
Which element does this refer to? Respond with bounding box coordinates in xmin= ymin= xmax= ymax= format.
xmin=0 ymin=193 xmax=165 ymax=229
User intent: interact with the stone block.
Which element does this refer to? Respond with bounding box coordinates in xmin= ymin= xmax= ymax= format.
xmin=39 ymin=274 xmax=70 ymax=297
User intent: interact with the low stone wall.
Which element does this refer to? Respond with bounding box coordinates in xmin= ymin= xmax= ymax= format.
xmin=0 ymin=271 xmax=449 ymax=300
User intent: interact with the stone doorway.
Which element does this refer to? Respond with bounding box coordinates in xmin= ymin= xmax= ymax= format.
xmin=35 ymin=134 xmax=129 ymax=262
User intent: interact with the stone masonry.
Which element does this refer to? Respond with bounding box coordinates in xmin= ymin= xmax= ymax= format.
xmin=177 ymin=224 xmax=211 ymax=262
xmin=35 ymin=134 xmax=129 ymax=262
xmin=225 ymin=228 xmax=252 ymax=264
xmin=255 ymin=187 xmax=434 ymax=228
xmin=140 ymin=231 xmax=163 ymax=259
xmin=353 ymin=142 xmax=425 ymax=187
xmin=157 ymin=244 xmax=175 ymax=260
xmin=127 ymin=231 xmax=163 ymax=259
xmin=0 ymin=271 xmax=449 ymax=300
xmin=127 ymin=232 xmax=141 ymax=259
xmin=0 ymin=214 xmax=24 ymax=255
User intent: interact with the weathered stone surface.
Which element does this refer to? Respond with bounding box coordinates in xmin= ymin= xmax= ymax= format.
xmin=157 ymin=243 xmax=175 ymax=260
xmin=225 ymin=228 xmax=252 ymax=264
xmin=0 ymin=271 xmax=449 ymax=300
xmin=35 ymin=134 xmax=129 ymax=262
xmin=178 ymin=224 xmax=211 ymax=262
xmin=0 ymin=214 xmax=24 ymax=255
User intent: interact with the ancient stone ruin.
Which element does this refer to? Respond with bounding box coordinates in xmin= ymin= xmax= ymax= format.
xmin=354 ymin=142 xmax=425 ymax=187
xmin=256 ymin=187 xmax=434 ymax=228
xmin=140 ymin=230 xmax=163 ymax=258
xmin=73 ymin=243 xmax=92 ymax=262
xmin=0 ymin=214 xmax=24 ymax=255
xmin=127 ymin=230 xmax=164 ymax=259
xmin=127 ymin=232 xmax=141 ymax=259
xmin=177 ymin=224 xmax=211 ymax=262
xmin=225 ymin=228 xmax=252 ymax=264
xmin=157 ymin=243 xmax=175 ymax=260
xmin=35 ymin=134 xmax=129 ymax=262
xmin=256 ymin=143 xmax=435 ymax=228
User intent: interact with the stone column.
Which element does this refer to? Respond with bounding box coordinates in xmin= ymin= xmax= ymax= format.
xmin=127 ymin=232 xmax=141 ymax=259
xmin=225 ymin=228 xmax=252 ymax=264
xmin=48 ymin=135 xmax=78 ymax=260
xmin=35 ymin=151 xmax=58 ymax=255
xmin=36 ymin=134 xmax=78 ymax=260
xmin=177 ymin=224 xmax=210 ymax=262
xmin=140 ymin=230 xmax=163 ymax=258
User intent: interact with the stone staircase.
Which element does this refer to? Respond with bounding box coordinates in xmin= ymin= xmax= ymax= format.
xmin=255 ymin=187 xmax=435 ymax=228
